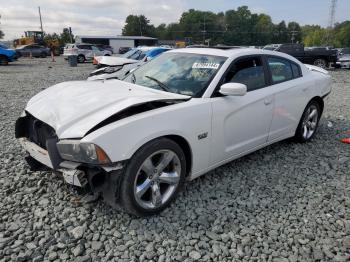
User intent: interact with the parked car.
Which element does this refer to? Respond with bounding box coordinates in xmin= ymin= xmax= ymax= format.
xmin=88 ymin=47 xmax=171 ymax=80
xmin=15 ymin=44 xmax=50 ymax=58
xmin=119 ymin=47 xmax=131 ymax=54
xmin=336 ymin=54 xmax=350 ymax=69
xmin=63 ymin=44 xmax=112 ymax=63
xmin=0 ymin=44 xmax=19 ymax=65
xmin=263 ymin=43 xmax=338 ymax=69
xmin=95 ymin=44 xmax=114 ymax=54
xmin=334 ymin=48 xmax=350 ymax=69
xmin=16 ymin=48 xmax=331 ymax=216
xmin=88 ymin=61 xmax=143 ymax=81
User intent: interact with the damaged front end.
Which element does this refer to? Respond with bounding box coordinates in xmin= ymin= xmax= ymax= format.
xmin=15 ymin=112 xmax=125 ymax=201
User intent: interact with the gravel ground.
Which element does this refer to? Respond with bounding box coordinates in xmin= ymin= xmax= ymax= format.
xmin=0 ymin=57 xmax=349 ymax=262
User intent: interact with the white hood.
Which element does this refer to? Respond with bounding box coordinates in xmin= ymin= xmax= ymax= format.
xmin=96 ymin=56 xmax=137 ymax=66
xmin=25 ymin=80 xmax=189 ymax=139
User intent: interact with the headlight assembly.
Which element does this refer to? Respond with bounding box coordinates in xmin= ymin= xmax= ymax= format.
xmin=104 ymin=66 xmax=122 ymax=74
xmin=57 ymin=140 xmax=111 ymax=165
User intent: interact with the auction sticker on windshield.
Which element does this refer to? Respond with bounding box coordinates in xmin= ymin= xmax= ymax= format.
xmin=192 ymin=62 xmax=220 ymax=69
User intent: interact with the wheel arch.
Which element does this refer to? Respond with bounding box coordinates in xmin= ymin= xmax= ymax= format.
xmin=163 ymin=135 xmax=193 ymax=177
xmin=309 ymin=96 xmax=324 ymax=115
xmin=129 ymin=134 xmax=193 ymax=177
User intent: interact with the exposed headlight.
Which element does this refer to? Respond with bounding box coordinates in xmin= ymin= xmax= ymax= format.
xmin=104 ymin=66 xmax=122 ymax=74
xmin=57 ymin=140 xmax=111 ymax=165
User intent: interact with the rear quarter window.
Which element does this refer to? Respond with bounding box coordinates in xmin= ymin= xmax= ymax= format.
xmin=267 ymin=57 xmax=293 ymax=84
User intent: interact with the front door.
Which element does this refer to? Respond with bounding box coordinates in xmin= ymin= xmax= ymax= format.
xmin=210 ymin=56 xmax=275 ymax=165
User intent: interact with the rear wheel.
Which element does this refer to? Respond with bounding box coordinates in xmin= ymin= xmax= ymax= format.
xmin=118 ymin=138 xmax=186 ymax=216
xmin=77 ymin=55 xmax=85 ymax=63
xmin=0 ymin=56 xmax=8 ymax=66
xmin=313 ymin=58 xmax=327 ymax=69
xmin=294 ymin=101 xmax=321 ymax=142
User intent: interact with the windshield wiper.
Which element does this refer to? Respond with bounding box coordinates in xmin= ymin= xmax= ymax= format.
xmin=131 ymin=73 xmax=136 ymax=83
xmin=145 ymin=76 xmax=171 ymax=92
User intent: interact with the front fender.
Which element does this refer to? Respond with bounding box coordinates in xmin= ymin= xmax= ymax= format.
xmin=82 ymin=98 xmax=212 ymax=175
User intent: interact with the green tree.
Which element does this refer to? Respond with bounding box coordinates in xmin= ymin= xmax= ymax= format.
xmin=272 ymin=21 xmax=289 ymax=43
xmin=287 ymin=22 xmax=302 ymax=43
xmin=122 ymin=15 xmax=155 ymax=37
xmin=60 ymin=28 xmax=74 ymax=44
xmin=301 ymin=25 xmax=326 ymax=46
xmin=333 ymin=21 xmax=350 ymax=47
xmin=253 ymin=14 xmax=274 ymax=45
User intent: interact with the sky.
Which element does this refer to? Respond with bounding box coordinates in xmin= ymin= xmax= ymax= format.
xmin=0 ymin=0 xmax=349 ymax=41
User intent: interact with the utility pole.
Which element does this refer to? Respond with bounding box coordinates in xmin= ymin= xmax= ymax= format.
xmin=324 ymin=0 xmax=338 ymax=45
xmin=38 ymin=6 xmax=43 ymax=34
xmin=290 ymin=30 xmax=298 ymax=44
xmin=69 ymin=27 xmax=73 ymax=43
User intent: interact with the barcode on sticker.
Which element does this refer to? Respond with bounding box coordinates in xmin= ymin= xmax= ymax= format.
xmin=192 ymin=62 xmax=220 ymax=69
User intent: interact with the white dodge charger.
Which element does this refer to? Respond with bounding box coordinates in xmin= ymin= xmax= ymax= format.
xmin=16 ymin=48 xmax=332 ymax=216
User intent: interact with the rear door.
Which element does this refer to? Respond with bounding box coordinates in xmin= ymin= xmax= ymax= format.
xmin=265 ymin=56 xmax=311 ymax=141
xmin=21 ymin=46 xmax=32 ymax=56
xmin=78 ymin=45 xmax=92 ymax=59
xmin=210 ymin=56 xmax=275 ymax=165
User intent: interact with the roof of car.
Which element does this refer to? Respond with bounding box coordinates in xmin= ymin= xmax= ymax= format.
xmin=168 ymin=47 xmax=301 ymax=62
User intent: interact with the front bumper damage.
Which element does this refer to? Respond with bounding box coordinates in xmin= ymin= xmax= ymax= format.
xmin=15 ymin=114 xmax=125 ymax=203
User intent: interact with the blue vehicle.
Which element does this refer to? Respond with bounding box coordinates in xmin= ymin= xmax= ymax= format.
xmin=0 ymin=44 xmax=19 ymax=65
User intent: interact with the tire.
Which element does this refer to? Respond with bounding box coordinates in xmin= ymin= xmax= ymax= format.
xmin=0 ymin=56 xmax=9 ymax=66
xmin=313 ymin=58 xmax=328 ymax=69
xmin=77 ymin=55 xmax=85 ymax=63
xmin=117 ymin=138 xmax=187 ymax=216
xmin=294 ymin=100 xmax=322 ymax=143
xmin=40 ymin=52 xmax=47 ymax=58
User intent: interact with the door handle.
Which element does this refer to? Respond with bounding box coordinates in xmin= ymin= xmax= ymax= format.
xmin=264 ymin=98 xmax=273 ymax=105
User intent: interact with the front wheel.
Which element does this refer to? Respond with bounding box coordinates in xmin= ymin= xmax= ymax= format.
xmin=118 ymin=138 xmax=186 ymax=216
xmin=294 ymin=101 xmax=321 ymax=142
xmin=77 ymin=55 xmax=85 ymax=63
xmin=0 ymin=56 xmax=9 ymax=66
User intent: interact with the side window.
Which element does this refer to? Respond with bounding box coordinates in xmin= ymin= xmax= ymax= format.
xmin=78 ymin=45 xmax=92 ymax=50
xmin=291 ymin=63 xmax=302 ymax=78
xmin=224 ymin=57 xmax=266 ymax=92
xmin=267 ymin=57 xmax=293 ymax=84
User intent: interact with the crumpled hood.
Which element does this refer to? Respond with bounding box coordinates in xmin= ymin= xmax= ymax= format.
xmin=26 ymin=80 xmax=189 ymax=139
xmin=96 ymin=56 xmax=137 ymax=66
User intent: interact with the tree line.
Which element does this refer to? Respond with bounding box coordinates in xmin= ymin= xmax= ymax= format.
xmin=122 ymin=6 xmax=350 ymax=47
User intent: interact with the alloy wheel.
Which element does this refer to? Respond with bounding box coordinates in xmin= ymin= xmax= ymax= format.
xmin=302 ymin=105 xmax=319 ymax=140
xmin=134 ymin=149 xmax=181 ymax=210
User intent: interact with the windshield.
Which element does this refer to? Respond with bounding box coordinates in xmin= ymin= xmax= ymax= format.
xmin=121 ymin=49 xmax=138 ymax=58
xmin=124 ymin=52 xmax=226 ymax=97
xmin=0 ymin=44 xmax=9 ymax=49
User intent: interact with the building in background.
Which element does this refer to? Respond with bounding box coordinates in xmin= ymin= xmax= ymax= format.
xmin=75 ymin=35 xmax=158 ymax=53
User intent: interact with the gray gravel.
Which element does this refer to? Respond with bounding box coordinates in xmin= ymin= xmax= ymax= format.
xmin=0 ymin=57 xmax=349 ymax=261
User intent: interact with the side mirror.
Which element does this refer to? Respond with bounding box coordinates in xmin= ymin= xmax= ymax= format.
xmin=145 ymin=56 xmax=152 ymax=62
xmin=219 ymin=83 xmax=247 ymax=96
